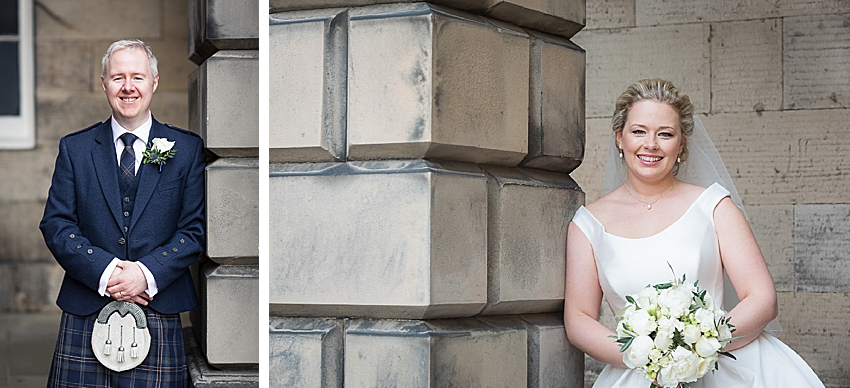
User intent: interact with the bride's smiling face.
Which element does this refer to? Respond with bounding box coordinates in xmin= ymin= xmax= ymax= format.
xmin=616 ymin=100 xmax=684 ymax=182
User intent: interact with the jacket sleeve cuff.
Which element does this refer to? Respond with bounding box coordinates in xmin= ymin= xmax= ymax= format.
xmin=136 ymin=261 xmax=159 ymax=297
xmin=98 ymin=258 xmax=121 ymax=297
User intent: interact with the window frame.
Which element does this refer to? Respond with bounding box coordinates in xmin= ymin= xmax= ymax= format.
xmin=0 ymin=0 xmax=34 ymax=149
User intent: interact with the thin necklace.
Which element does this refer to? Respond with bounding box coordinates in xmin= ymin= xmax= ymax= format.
xmin=623 ymin=180 xmax=677 ymax=210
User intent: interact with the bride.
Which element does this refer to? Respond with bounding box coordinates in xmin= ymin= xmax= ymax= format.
xmin=564 ymin=79 xmax=824 ymax=387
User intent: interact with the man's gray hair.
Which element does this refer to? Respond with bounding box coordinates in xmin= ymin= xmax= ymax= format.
xmin=101 ymin=39 xmax=159 ymax=78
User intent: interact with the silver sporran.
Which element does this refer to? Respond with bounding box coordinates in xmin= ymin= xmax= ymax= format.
xmin=91 ymin=301 xmax=151 ymax=371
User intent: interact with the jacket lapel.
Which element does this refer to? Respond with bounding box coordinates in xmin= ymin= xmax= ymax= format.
xmin=129 ymin=120 xmax=163 ymax=231
xmin=91 ymin=122 xmax=124 ymax=228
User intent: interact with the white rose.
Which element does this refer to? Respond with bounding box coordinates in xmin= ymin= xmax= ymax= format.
xmin=151 ymin=138 xmax=175 ymax=152
xmin=657 ymin=347 xmax=701 ymax=387
xmin=683 ymin=324 xmax=701 ymax=344
xmin=654 ymin=331 xmax=673 ymax=350
xmin=695 ymin=308 xmax=717 ymax=332
xmin=659 ymin=286 xmax=693 ymax=317
xmin=697 ymin=354 xmax=718 ymax=377
xmin=627 ymin=309 xmax=657 ymax=336
xmin=717 ymin=323 xmax=732 ymax=342
xmin=695 ymin=336 xmax=722 ymax=358
xmin=636 ymin=287 xmax=659 ymax=310
xmin=623 ymin=335 xmax=655 ymax=369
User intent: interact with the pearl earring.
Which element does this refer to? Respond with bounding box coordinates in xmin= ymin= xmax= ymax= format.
xmin=619 ymin=149 xmax=624 ymax=158
xmin=677 ymin=155 xmax=681 ymax=163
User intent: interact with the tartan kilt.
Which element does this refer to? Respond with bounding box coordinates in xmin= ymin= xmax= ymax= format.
xmin=47 ymin=308 xmax=188 ymax=388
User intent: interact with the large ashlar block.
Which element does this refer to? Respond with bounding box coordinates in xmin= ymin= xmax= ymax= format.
xmin=35 ymin=0 xmax=160 ymax=39
xmin=269 ymin=317 xmax=344 ymax=388
xmin=794 ymin=204 xmax=850 ymax=293
xmin=197 ymin=262 xmax=259 ymax=367
xmin=586 ymin=0 xmax=634 ymax=29
xmin=206 ymin=158 xmax=259 ymax=264
xmin=519 ymin=314 xmax=584 ymax=388
xmin=189 ymin=0 xmax=259 ymax=64
xmin=347 ymin=3 xmax=530 ymax=166
xmin=480 ymin=166 xmax=584 ymax=315
xmin=784 ymin=13 xmax=850 ymax=110
xmin=269 ymin=9 xmax=346 ymax=163
xmin=572 ymin=24 xmax=710 ymax=118
xmin=271 ymin=0 xmax=585 ymax=38
xmin=522 ymin=30 xmax=585 ymax=173
xmin=746 ymin=205 xmax=794 ymax=292
xmin=635 ymin=0 xmax=850 ymax=26
xmin=190 ymin=50 xmax=259 ymax=157
xmin=344 ymin=318 xmax=527 ymax=387
xmin=269 ymin=160 xmax=487 ymax=319
xmin=185 ymin=327 xmax=260 ymax=387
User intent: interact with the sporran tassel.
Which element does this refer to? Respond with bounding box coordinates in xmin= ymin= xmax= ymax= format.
xmin=117 ymin=326 xmax=125 ymax=362
xmin=131 ymin=327 xmax=139 ymax=358
xmin=104 ymin=324 xmax=112 ymax=355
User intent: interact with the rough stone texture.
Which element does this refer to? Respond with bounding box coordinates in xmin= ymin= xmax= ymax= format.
xmin=635 ymin=0 xmax=850 ymax=26
xmin=347 ymin=3 xmax=530 ymax=166
xmin=480 ymin=166 xmax=583 ymax=315
xmin=271 ymin=0 xmax=586 ymax=38
xmin=189 ymin=0 xmax=260 ymax=64
xmin=571 ymin=24 xmax=710 ymax=118
xmin=269 ymin=160 xmax=487 ymax=319
xmin=783 ymin=13 xmax=850 ymax=110
xmin=269 ymin=9 xmax=347 ymax=163
xmin=0 ymin=147 xmax=57 ymax=203
xmin=185 ymin=327 xmax=260 ymax=387
xmin=36 ymin=41 xmax=92 ymax=92
xmin=35 ymin=1 xmax=161 ymax=39
xmin=197 ymin=262 xmax=259 ymax=366
xmin=711 ymin=19 xmax=783 ymax=113
xmin=0 ymin=263 xmax=64 ymax=312
xmin=269 ymin=317 xmax=344 ymax=388
xmin=570 ymin=117 xmax=610 ymax=203
xmin=747 ymin=205 xmax=795 ymax=292
xmin=190 ymin=50 xmax=259 ymax=157
xmin=777 ymin=291 xmax=850 ymax=387
xmin=206 ymin=158 xmax=259 ymax=264
xmin=794 ymin=204 xmax=850 ymax=293
xmin=0 ymin=201 xmax=54 ymax=264
xmin=521 ymin=30 xmax=585 ymax=173
xmin=701 ymin=110 xmax=850 ymax=205
xmin=519 ymin=314 xmax=585 ymax=388
xmin=344 ymin=317 xmax=527 ymax=387
xmin=586 ymin=0 xmax=634 ymax=28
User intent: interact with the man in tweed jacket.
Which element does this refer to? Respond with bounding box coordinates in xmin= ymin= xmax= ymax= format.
xmin=40 ymin=39 xmax=205 ymax=387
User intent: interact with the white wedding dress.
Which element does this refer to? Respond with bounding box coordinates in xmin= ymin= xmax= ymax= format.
xmin=572 ymin=183 xmax=825 ymax=388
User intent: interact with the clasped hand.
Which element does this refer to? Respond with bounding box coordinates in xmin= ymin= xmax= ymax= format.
xmin=106 ymin=261 xmax=151 ymax=305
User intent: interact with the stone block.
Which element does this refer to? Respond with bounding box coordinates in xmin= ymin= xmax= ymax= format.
xmin=635 ymin=0 xmax=850 ymax=26
xmin=197 ymin=262 xmax=259 ymax=366
xmin=36 ymin=92 xmax=112 ymax=144
xmin=784 ymin=13 xmax=850 ymax=110
xmin=776 ymin=292 xmax=850 ymax=387
xmin=0 ymin=147 xmax=57 ymax=203
xmin=711 ymin=19 xmax=783 ymax=114
xmin=518 ymin=314 xmax=584 ymax=388
xmin=269 ymin=9 xmax=346 ymax=163
xmin=522 ymin=30 xmax=585 ymax=173
xmin=569 ymin=117 xmax=610 ymax=203
xmin=151 ymin=92 xmax=192 ymax=131
xmin=190 ymin=51 xmax=259 ymax=157
xmin=185 ymin=327 xmax=260 ymax=387
xmin=271 ymin=0 xmax=585 ymax=38
xmin=586 ymin=0 xmax=634 ymax=29
xmin=164 ymin=0 xmax=190 ymax=40
xmin=0 ymin=201 xmax=54 ymax=262
xmin=189 ymin=0 xmax=260 ymax=64
xmin=347 ymin=3 xmax=530 ymax=166
xmin=268 ymin=317 xmax=344 ymax=388
xmin=36 ymin=41 xmax=92 ymax=92
xmin=700 ymin=110 xmax=850 ymax=205
xmin=572 ymin=24 xmax=710 ymax=118
xmin=0 ymin=263 xmax=63 ymax=312
xmin=746 ymin=205 xmax=794 ymax=292
xmin=269 ymin=160 xmax=487 ymax=319
xmin=344 ymin=318 xmax=527 ymax=387
xmin=794 ymin=204 xmax=850 ymax=293
xmin=35 ymin=0 xmax=161 ymax=39
xmin=480 ymin=166 xmax=583 ymax=315
xmin=206 ymin=158 xmax=259 ymax=264
xmin=145 ymin=40 xmax=196 ymax=93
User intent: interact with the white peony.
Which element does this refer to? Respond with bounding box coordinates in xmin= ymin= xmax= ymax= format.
xmin=627 ymin=309 xmax=657 ymax=336
xmin=657 ymin=347 xmax=701 ymax=387
xmin=623 ymin=335 xmax=655 ymax=369
xmin=151 ymin=137 xmax=175 ymax=152
xmin=695 ymin=336 xmax=722 ymax=358
xmin=697 ymin=354 xmax=718 ymax=376
xmin=658 ymin=286 xmax=693 ymax=317
xmin=683 ymin=324 xmax=701 ymax=344
xmin=636 ymin=287 xmax=659 ymax=310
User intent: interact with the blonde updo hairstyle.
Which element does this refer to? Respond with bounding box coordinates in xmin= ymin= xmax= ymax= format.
xmin=611 ymin=79 xmax=694 ymax=166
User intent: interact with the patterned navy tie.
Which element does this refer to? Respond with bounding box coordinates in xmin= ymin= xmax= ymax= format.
xmin=120 ymin=133 xmax=137 ymax=187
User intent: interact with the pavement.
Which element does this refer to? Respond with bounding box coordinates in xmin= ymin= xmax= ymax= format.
xmin=0 ymin=312 xmax=62 ymax=388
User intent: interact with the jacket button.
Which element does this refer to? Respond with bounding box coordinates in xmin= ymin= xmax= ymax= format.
xmin=180 ymin=239 xmax=185 ymax=244
xmin=124 ymin=197 xmax=130 ymax=203
xmin=76 ymin=245 xmax=82 ymax=249
xmin=87 ymin=249 xmax=93 ymax=254
xmin=69 ymin=234 xmax=75 ymax=239
xmin=123 ymin=211 xmax=130 ymax=217
xmin=124 ymin=227 xmax=129 ymax=232
xmin=172 ymin=247 xmax=178 ymax=252
xmin=162 ymin=252 xmax=168 ymax=256
xmin=118 ymin=238 xmax=126 ymax=245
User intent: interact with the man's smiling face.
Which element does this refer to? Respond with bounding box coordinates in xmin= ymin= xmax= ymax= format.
xmin=101 ymin=47 xmax=158 ymax=130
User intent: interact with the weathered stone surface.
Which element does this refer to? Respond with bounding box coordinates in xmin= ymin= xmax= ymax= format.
xmin=197 ymin=262 xmax=259 ymax=366
xmin=0 ymin=147 xmax=57 ymax=203
xmin=190 ymin=51 xmax=259 ymax=157
xmin=572 ymin=24 xmax=710 ymax=118
xmin=164 ymin=0 xmax=190 ymax=40
xmin=711 ymin=19 xmax=782 ymax=113
xmin=36 ymin=41 xmax=92 ymax=92
xmin=347 ymin=3 xmax=530 ymax=166
xmin=269 ymin=160 xmax=487 ymax=319
xmin=271 ymin=0 xmax=586 ymax=38
xmin=185 ymin=327 xmax=260 ymax=387
xmin=701 ymin=110 xmax=850 ymax=205
xmin=570 ymin=117 xmax=610 ymax=203
xmin=0 ymin=263 xmax=63 ymax=312
xmin=268 ymin=317 xmax=344 ymax=388
xmin=0 ymin=201 xmax=54 ymax=262
xmin=189 ymin=0 xmax=260 ymax=64
xmin=784 ymin=13 xmax=850 ymax=110
xmin=794 ymin=204 xmax=850 ymax=293
xmin=269 ymin=9 xmax=347 ymax=163
xmin=206 ymin=158 xmax=259 ymax=264
xmin=635 ymin=0 xmax=850 ymax=26
xmin=480 ymin=166 xmax=583 ymax=315
xmin=586 ymin=0 xmax=634 ymax=29
xmin=144 ymin=40 xmax=197 ymax=93
xmin=518 ymin=314 xmax=585 ymax=388
xmin=746 ymin=205 xmax=794 ymax=292
xmin=35 ymin=1 xmax=161 ymax=39
xmin=36 ymin=93 xmax=112 ymax=143
xmin=344 ymin=318 xmax=527 ymax=387
xmin=521 ymin=30 xmax=585 ymax=173
xmin=777 ymin=291 xmax=850 ymax=387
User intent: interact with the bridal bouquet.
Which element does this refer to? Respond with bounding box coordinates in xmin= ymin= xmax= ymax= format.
xmin=611 ymin=271 xmax=740 ymax=388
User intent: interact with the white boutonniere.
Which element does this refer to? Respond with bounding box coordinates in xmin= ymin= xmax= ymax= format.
xmin=142 ymin=138 xmax=177 ymax=172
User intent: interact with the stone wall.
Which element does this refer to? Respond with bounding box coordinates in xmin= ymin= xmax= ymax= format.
xmin=0 ymin=0 xmax=193 ymax=312
xmin=571 ymin=1 xmax=850 ymax=387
